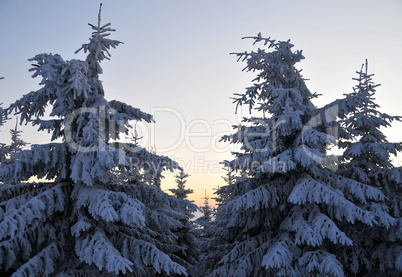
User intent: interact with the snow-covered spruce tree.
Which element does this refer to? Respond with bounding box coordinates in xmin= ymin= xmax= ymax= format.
xmin=0 ymin=7 xmax=193 ymax=276
xmin=208 ymin=35 xmax=396 ymax=276
xmin=335 ymin=61 xmax=402 ymax=275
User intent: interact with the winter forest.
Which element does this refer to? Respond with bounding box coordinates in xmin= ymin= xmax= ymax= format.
xmin=0 ymin=5 xmax=401 ymax=277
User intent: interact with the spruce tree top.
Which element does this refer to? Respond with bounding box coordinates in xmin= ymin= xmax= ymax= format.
xmin=340 ymin=60 xmax=402 ymax=182
xmin=169 ymin=169 xmax=194 ymax=200
xmin=232 ymin=34 xmax=316 ymax=115
xmin=224 ymin=35 xmax=333 ymax=174
xmin=1 ymin=5 xmax=152 ymax=186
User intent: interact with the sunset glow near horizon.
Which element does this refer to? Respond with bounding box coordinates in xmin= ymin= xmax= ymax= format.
xmin=1 ymin=0 xmax=401 ymax=207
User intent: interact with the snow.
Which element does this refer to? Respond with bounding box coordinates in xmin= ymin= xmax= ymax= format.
xmin=1 ymin=8 xmax=401 ymax=277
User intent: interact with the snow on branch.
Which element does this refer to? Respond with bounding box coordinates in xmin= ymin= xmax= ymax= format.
xmin=0 ymin=143 xmax=69 ymax=184
xmin=281 ymin=205 xmax=353 ymax=247
xmin=71 ymin=216 xmax=92 ymax=238
xmin=289 ymin=174 xmax=396 ymax=228
xmin=213 ymin=234 xmax=272 ymax=276
xmin=0 ymin=182 xmax=49 ymax=203
xmin=0 ymin=183 xmax=66 ymax=241
xmin=109 ymin=100 xmax=153 ymax=123
xmin=75 ymin=230 xmax=133 ymax=274
xmin=10 ymin=242 xmax=60 ymax=277
xmin=72 ymin=184 xmax=145 ymax=227
xmin=298 ymin=250 xmax=344 ymax=277
xmin=120 ymin=236 xmax=187 ymax=276
xmin=262 ymin=233 xmax=294 ymax=270
xmin=221 ymin=184 xmax=278 ymax=214
xmin=311 ymin=168 xmax=386 ymax=204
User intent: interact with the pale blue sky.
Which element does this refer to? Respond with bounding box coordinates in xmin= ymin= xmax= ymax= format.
xmin=1 ymin=0 xmax=401 ymax=205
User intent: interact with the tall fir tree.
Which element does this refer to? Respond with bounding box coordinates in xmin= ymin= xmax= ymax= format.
xmin=0 ymin=103 xmax=5 ymax=127
xmin=0 ymin=117 xmax=29 ymax=169
xmin=202 ymin=193 xmax=213 ymax=223
xmin=0 ymin=119 xmax=29 ymax=185
xmin=213 ymin=165 xmax=236 ymax=208
xmin=168 ymin=169 xmax=199 ymax=276
xmin=196 ymin=191 xmax=214 ymax=228
xmin=0 ymin=76 xmax=8 ymax=167
xmin=194 ymin=192 xmax=215 ymax=276
xmin=169 ymin=169 xmax=194 ymax=200
xmin=208 ymin=35 xmax=396 ymax=276
xmin=7 ymin=119 xmax=29 ymax=165
xmin=0 ymin=144 xmax=6 ymax=169
xmin=0 ymin=103 xmax=7 ymax=167
xmin=335 ymin=60 xmax=402 ymax=275
xmin=0 ymin=6 xmax=194 ymax=276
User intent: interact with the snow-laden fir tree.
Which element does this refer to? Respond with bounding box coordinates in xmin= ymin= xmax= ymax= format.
xmin=208 ymin=35 xmax=397 ymax=276
xmin=335 ymin=60 xmax=402 ymax=275
xmin=0 ymin=6 xmax=195 ymax=276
